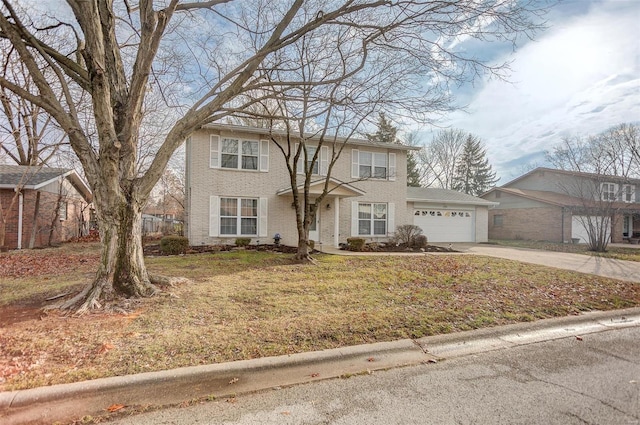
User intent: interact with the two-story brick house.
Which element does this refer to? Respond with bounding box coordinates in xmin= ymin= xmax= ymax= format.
xmin=185 ymin=124 xmax=494 ymax=247
xmin=481 ymin=167 xmax=640 ymax=243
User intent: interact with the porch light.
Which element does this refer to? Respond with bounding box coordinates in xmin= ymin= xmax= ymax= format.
xmin=326 ymin=203 xmax=331 ymax=210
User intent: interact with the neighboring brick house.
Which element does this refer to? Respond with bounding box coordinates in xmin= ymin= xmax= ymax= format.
xmin=0 ymin=165 xmax=92 ymax=250
xmin=481 ymin=167 xmax=640 ymax=244
xmin=185 ymin=124 xmax=493 ymax=247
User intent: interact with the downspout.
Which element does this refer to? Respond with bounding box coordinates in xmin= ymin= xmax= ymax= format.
xmin=561 ymin=207 xmax=565 ymax=244
xmin=17 ymin=190 xmax=23 ymax=250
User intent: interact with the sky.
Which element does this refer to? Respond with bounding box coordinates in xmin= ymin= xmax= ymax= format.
xmin=420 ymin=0 xmax=640 ymax=184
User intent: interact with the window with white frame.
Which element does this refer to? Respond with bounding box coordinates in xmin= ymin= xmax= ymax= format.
xmin=358 ymin=152 xmax=387 ymax=178
xmin=622 ymin=184 xmax=635 ymax=203
xmin=210 ymin=135 xmax=269 ymax=172
xmin=58 ymin=201 xmax=68 ymax=221
xmin=358 ymin=203 xmax=387 ymax=236
xmin=352 ymin=149 xmax=395 ymax=180
xmin=220 ymin=139 xmax=258 ymax=170
xmin=220 ymin=197 xmax=258 ymax=236
xmin=601 ymin=183 xmax=617 ymax=201
xmin=296 ymin=144 xmax=328 ymax=176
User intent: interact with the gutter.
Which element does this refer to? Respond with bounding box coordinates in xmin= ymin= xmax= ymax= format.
xmin=17 ymin=190 xmax=23 ymax=250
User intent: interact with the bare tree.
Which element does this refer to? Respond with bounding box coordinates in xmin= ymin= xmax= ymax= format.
xmin=0 ymin=0 xmax=547 ymax=311
xmin=418 ymin=128 xmax=467 ymax=189
xmin=546 ymin=123 xmax=640 ymax=252
xmin=0 ymin=42 xmax=69 ymax=166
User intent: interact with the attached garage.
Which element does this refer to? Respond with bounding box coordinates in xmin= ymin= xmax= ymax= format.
xmin=571 ymin=215 xmax=611 ymax=244
xmin=407 ymin=187 xmax=497 ymax=243
xmin=413 ymin=208 xmax=475 ymax=242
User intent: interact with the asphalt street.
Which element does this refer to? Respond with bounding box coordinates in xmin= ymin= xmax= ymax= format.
xmin=109 ymin=325 xmax=640 ymax=425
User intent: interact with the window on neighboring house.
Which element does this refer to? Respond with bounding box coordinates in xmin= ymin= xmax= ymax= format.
xmin=220 ymin=197 xmax=257 ymax=236
xmin=352 ymin=149 xmax=395 ymax=180
xmin=300 ymin=145 xmax=319 ymax=175
xmin=58 ymin=201 xmax=68 ymax=221
xmin=622 ymin=184 xmax=635 ymax=203
xmin=493 ymin=214 xmax=503 ymax=227
xmin=358 ymin=203 xmax=387 ymax=236
xmin=601 ymin=183 xmax=617 ymax=201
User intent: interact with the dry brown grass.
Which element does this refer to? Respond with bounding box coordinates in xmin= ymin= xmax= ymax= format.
xmin=1 ymin=246 xmax=638 ymax=391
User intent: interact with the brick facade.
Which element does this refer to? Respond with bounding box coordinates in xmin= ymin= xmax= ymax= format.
xmin=488 ymin=206 xmax=571 ymax=242
xmin=1 ymin=188 xmax=89 ymax=250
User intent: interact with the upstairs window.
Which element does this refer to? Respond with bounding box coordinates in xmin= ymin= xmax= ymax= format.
xmin=351 ymin=149 xmax=396 ymax=181
xmin=210 ymin=135 xmax=269 ymax=172
xmin=601 ymin=183 xmax=617 ymax=201
xmin=622 ymin=184 xmax=635 ymax=203
xmin=221 ymin=139 xmax=258 ymax=170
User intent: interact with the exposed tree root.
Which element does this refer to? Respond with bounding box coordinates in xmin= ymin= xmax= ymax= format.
xmin=294 ymin=253 xmax=318 ymax=265
xmin=149 ymin=274 xmax=192 ymax=287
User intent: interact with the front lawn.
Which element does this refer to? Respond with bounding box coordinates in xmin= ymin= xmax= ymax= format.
xmin=1 ymin=244 xmax=639 ymax=391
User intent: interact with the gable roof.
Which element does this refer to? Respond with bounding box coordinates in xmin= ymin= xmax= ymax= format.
xmin=0 ymin=165 xmax=92 ymax=202
xmin=203 ymin=123 xmax=420 ymax=151
xmin=503 ymin=167 xmax=640 ymax=188
xmin=486 ymin=187 xmax=640 ymax=211
xmin=407 ymin=187 xmax=498 ymax=206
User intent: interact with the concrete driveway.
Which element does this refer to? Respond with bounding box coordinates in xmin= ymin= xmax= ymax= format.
xmin=446 ymin=243 xmax=640 ymax=283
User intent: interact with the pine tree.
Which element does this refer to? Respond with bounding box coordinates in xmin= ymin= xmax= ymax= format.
xmin=406 ymin=151 xmax=422 ymax=187
xmin=452 ymin=136 xmax=499 ymax=196
xmin=367 ymin=112 xmax=398 ymax=144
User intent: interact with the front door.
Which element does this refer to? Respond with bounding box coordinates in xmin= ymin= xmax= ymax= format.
xmin=309 ymin=212 xmax=320 ymax=242
xmin=623 ymin=214 xmax=633 ymax=238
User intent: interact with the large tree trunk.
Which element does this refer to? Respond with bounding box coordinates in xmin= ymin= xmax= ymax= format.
xmin=57 ymin=192 xmax=158 ymax=313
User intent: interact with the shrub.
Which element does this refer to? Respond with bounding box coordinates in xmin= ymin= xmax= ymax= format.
xmin=235 ymin=237 xmax=251 ymax=247
xmin=160 ymin=235 xmax=189 ymax=255
xmin=393 ymin=224 xmax=423 ymax=246
xmin=413 ymin=234 xmax=428 ymax=249
xmin=346 ymin=237 xmax=366 ymax=251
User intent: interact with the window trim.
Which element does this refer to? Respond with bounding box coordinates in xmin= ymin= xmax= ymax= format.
xmin=355 ymin=202 xmax=388 ymax=236
xmin=622 ymin=184 xmax=635 ymax=203
xmin=351 ymin=149 xmax=396 ymax=181
xmin=219 ymin=197 xmax=258 ymax=236
xmin=210 ymin=135 xmax=269 ymax=172
xmin=601 ymin=182 xmax=617 ymax=201
xmin=210 ymin=196 xmax=267 ymax=238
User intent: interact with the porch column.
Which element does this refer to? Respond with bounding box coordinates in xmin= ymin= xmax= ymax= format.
xmin=334 ymin=197 xmax=340 ymax=248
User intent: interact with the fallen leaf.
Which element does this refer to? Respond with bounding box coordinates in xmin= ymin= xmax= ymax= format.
xmin=281 ymin=411 xmax=291 ymax=415
xmin=576 ymin=336 xmax=583 ymax=341
xmin=229 ymin=377 xmax=239 ymax=384
xmin=310 ymin=373 xmax=319 ymax=378
xmin=106 ymin=404 xmax=126 ymax=412
xmin=428 ymin=359 xmax=438 ymax=363
xmin=367 ymin=357 xmax=375 ymax=362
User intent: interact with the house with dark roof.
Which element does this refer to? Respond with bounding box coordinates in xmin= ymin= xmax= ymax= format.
xmin=481 ymin=167 xmax=640 ymax=244
xmin=0 ymin=165 xmax=92 ymax=250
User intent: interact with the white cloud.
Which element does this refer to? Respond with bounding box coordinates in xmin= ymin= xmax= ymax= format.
xmin=438 ymin=0 xmax=640 ymax=183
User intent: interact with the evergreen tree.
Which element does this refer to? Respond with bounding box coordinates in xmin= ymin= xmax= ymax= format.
xmin=406 ymin=151 xmax=422 ymax=187
xmin=452 ymin=136 xmax=499 ymax=196
xmin=367 ymin=112 xmax=398 ymax=144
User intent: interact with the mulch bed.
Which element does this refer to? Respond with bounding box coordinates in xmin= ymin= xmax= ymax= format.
xmin=143 ymin=243 xmax=300 ymax=256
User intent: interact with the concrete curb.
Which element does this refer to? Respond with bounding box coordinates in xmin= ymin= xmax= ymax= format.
xmin=1 ymin=307 xmax=639 ymax=425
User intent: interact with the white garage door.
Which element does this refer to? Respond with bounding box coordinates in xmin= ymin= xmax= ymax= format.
xmin=413 ymin=208 xmax=475 ymax=242
xmin=571 ymin=215 xmax=610 ymax=244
